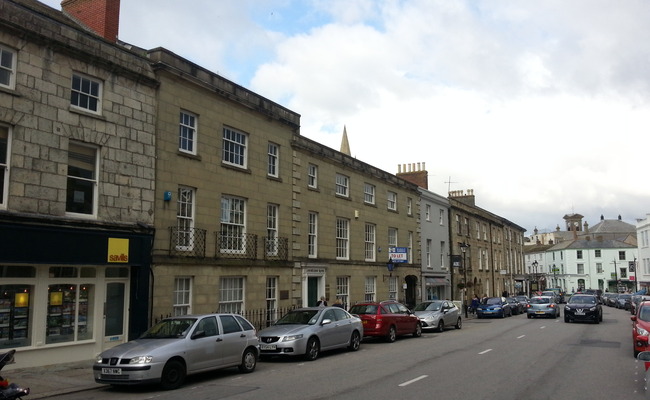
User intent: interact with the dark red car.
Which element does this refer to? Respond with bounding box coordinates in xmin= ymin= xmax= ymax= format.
xmin=349 ymin=300 xmax=421 ymax=342
xmin=631 ymin=301 xmax=650 ymax=357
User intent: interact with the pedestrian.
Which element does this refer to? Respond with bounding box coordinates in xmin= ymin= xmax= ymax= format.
xmin=470 ymin=294 xmax=480 ymax=314
xmin=316 ymin=296 xmax=327 ymax=307
xmin=333 ymin=298 xmax=344 ymax=308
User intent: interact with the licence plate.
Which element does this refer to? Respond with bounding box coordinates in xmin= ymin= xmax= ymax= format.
xmin=362 ymin=320 xmax=368 ymax=324
xmin=575 ymin=312 xmax=585 ymax=315
xmin=260 ymin=344 xmax=276 ymax=351
xmin=102 ymin=368 xmax=122 ymax=375
xmin=535 ymin=311 xmax=545 ymax=314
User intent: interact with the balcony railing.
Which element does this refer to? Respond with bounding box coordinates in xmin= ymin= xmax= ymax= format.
xmin=215 ymin=233 xmax=258 ymax=259
xmin=263 ymin=236 xmax=288 ymax=260
xmin=168 ymin=227 xmax=206 ymax=257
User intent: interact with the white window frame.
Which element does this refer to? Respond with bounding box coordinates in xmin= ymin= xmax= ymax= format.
xmin=336 ymin=276 xmax=350 ymax=308
xmin=266 ymin=276 xmax=278 ymax=325
xmin=219 ymin=277 xmax=244 ymax=313
xmin=220 ymin=196 xmax=246 ymax=254
xmin=0 ymin=44 xmax=16 ymax=90
xmin=335 ymin=174 xmax=349 ymax=197
xmin=70 ymin=72 xmax=102 ymax=114
xmin=222 ymin=127 xmax=247 ymax=168
xmin=336 ymin=217 xmax=350 ymax=260
xmin=176 ymin=186 xmax=196 ymax=251
xmin=364 ymin=276 xmax=376 ymax=302
xmin=426 ymin=204 xmax=431 ymax=221
xmin=267 ymin=142 xmax=279 ymax=178
xmin=365 ymin=223 xmax=376 ymax=261
xmin=308 ymin=212 xmax=318 ymax=258
xmin=407 ymin=197 xmax=412 ymax=215
xmin=388 ymin=276 xmax=398 ymax=300
xmin=439 ymin=209 xmax=445 ymax=225
xmin=364 ymin=183 xmax=375 ymax=204
xmin=173 ymin=277 xmax=192 ymax=316
xmin=388 ymin=227 xmax=397 ymax=247
xmin=387 ymin=191 xmax=397 ymax=211
xmin=426 ymin=239 xmax=432 ymax=268
xmin=266 ymin=203 xmax=279 ymax=256
xmin=179 ymin=111 xmax=197 ymax=155
xmin=66 ymin=141 xmax=98 ymax=217
xmin=0 ymin=125 xmax=10 ymax=209
xmin=308 ymin=164 xmax=318 ymax=188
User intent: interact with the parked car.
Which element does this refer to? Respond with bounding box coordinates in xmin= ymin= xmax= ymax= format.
xmin=564 ymin=294 xmax=602 ymax=324
xmin=526 ymin=296 xmax=560 ymax=319
xmin=632 ymin=301 xmax=650 ymax=357
xmin=506 ymin=297 xmax=524 ymax=315
xmin=631 ymin=295 xmax=650 ymax=315
xmin=617 ymin=294 xmax=632 ymax=310
xmin=605 ymin=293 xmax=619 ymax=307
xmin=258 ymin=307 xmax=362 ymax=361
xmin=515 ymin=295 xmax=530 ymax=309
xmin=476 ymin=297 xmax=512 ymax=319
xmin=541 ymin=290 xmax=562 ymax=304
xmin=349 ymin=300 xmax=422 ymax=342
xmin=413 ymin=300 xmax=462 ymax=332
xmin=93 ymin=313 xmax=259 ymax=390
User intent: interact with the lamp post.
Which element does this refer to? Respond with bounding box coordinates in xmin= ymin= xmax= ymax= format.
xmin=459 ymin=242 xmax=470 ymax=318
xmin=531 ymin=260 xmax=539 ymax=296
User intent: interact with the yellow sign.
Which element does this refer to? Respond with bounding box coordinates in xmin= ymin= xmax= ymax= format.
xmin=50 ymin=291 xmax=62 ymax=306
xmin=107 ymin=238 xmax=129 ymax=263
xmin=15 ymin=292 xmax=29 ymax=308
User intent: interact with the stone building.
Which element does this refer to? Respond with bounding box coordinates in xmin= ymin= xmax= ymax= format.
xmin=0 ymin=0 xmax=157 ymax=367
xmin=447 ymin=190 xmax=526 ymax=305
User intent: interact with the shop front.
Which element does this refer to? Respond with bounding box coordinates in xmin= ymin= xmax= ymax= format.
xmin=0 ymin=214 xmax=153 ymax=368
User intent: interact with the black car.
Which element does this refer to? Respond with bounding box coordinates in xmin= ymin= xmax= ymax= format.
xmin=564 ymin=294 xmax=602 ymax=324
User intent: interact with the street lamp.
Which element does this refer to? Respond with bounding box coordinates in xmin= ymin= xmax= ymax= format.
xmin=531 ymin=260 xmax=539 ymax=296
xmin=459 ymin=242 xmax=470 ymax=318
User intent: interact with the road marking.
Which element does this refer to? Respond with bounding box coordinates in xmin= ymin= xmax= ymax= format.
xmin=540 ymin=326 xmax=546 ymax=329
xmin=517 ymin=335 xmax=525 ymax=339
xmin=479 ymin=349 xmax=492 ymax=355
xmin=399 ymin=375 xmax=428 ymax=387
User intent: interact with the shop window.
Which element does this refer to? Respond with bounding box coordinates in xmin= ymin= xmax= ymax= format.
xmin=0 ymin=266 xmax=35 ymax=278
xmin=105 ymin=267 xmax=128 ymax=278
xmin=46 ymin=284 xmax=94 ymax=344
xmin=0 ymin=285 xmax=32 ymax=349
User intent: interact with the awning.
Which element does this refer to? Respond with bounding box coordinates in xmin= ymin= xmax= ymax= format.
xmin=425 ymin=277 xmax=449 ymax=287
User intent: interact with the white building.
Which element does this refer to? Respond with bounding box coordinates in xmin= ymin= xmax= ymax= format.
xmin=636 ymin=215 xmax=650 ymax=289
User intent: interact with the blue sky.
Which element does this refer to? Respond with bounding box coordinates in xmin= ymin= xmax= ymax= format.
xmin=38 ymin=0 xmax=650 ymax=233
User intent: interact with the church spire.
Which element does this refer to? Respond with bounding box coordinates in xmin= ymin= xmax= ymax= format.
xmin=340 ymin=125 xmax=351 ymax=156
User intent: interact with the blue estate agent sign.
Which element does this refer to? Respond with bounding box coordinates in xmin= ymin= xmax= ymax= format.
xmin=389 ymin=247 xmax=408 ymax=263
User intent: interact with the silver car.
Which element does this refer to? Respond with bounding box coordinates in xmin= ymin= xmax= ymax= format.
xmin=93 ymin=314 xmax=259 ymax=390
xmin=526 ymin=296 xmax=561 ymax=319
xmin=413 ymin=300 xmax=462 ymax=332
xmin=258 ymin=307 xmax=363 ymax=361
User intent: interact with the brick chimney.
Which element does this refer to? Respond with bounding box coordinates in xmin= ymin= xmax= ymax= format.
xmin=61 ymin=0 xmax=121 ymax=42
xmin=396 ymin=163 xmax=428 ymax=189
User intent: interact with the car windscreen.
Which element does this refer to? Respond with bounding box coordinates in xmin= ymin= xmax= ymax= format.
xmin=349 ymin=305 xmax=378 ymax=315
xmin=484 ymin=298 xmax=501 ymax=305
xmin=414 ymin=302 xmax=441 ymax=311
xmin=140 ymin=318 xmax=197 ymax=339
xmin=569 ymin=296 xmax=595 ymax=304
xmin=275 ymin=310 xmax=320 ymax=325
xmin=529 ymin=298 xmax=550 ymax=304
xmin=640 ymin=306 xmax=650 ymax=322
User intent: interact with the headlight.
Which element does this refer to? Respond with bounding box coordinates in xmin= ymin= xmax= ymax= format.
xmin=493 ymin=307 xmax=502 ymax=310
xmin=129 ymin=356 xmax=153 ymax=364
xmin=565 ymin=306 xmax=572 ymax=311
xmin=282 ymin=334 xmax=303 ymax=342
xmin=637 ymin=327 xmax=650 ymax=336
xmin=96 ymin=355 xmax=104 ymax=363
xmin=589 ymin=307 xmax=597 ymax=311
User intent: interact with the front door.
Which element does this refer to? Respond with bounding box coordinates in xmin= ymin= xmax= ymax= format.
xmin=103 ymin=281 xmax=127 ymax=347
xmin=308 ymin=277 xmax=319 ymax=307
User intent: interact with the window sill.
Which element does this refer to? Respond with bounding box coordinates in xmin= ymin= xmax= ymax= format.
xmin=177 ymin=151 xmax=201 ymax=161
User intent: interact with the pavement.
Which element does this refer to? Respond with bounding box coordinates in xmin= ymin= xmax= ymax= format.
xmin=3 ymin=359 xmax=102 ymax=399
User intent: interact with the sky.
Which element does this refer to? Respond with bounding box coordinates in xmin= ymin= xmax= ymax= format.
xmin=39 ymin=0 xmax=650 ymax=234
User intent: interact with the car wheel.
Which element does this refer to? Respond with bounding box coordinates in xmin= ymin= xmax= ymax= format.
xmin=635 ymin=344 xmax=641 ymax=358
xmin=386 ymin=325 xmax=397 ymax=343
xmin=594 ymin=316 xmax=600 ymax=324
xmin=564 ymin=316 xmax=569 ymax=323
xmin=436 ymin=320 xmax=444 ymax=332
xmin=413 ymin=323 xmax=422 ymax=337
xmin=304 ymin=337 xmax=320 ymax=361
xmin=238 ymin=347 xmax=257 ymax=373
xmin=160 ymin=359 xmax=186 ymax=390
xmin=527 ymin=314 xmax=532 ymax=319
xmin=501 ymin=311 xmax=506 ymax=318
xmin=348 ymin=330 xmax=361 ymax=351
xmin=455 ymin=317 xmax=462 ymax=329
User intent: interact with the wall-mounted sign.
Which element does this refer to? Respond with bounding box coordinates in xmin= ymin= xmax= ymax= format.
xmin=388 ymin=247 xmax=408 ymax=263
xmin=108 ymin=238 xmax=129 ymax=263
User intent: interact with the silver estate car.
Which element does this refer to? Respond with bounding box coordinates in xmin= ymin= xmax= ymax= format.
xmin=258 ymin=307 xmax=363 ymax=361
xmin=526 ymin=296 xmax=560 ymax=319
xmin=413 ymin=300 xmax=462 ymax=332
xmin=93 ymin=314 xmax=259 ymax=390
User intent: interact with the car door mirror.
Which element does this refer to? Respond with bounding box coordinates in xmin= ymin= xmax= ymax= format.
xmin=321 ymin=319 xmax=332 ymax=325
xmin=191 ymin=330 xmax=206 ymax=339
